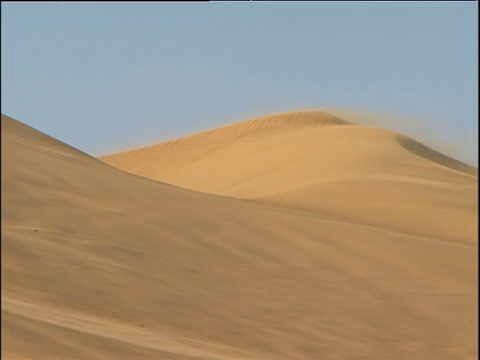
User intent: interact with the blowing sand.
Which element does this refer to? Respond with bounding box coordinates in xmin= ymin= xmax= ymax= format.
xmin=2 ymin=111 xmax=478 ymax=359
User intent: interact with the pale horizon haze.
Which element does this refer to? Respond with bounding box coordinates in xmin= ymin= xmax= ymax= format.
xmin=1 ymin=2 xmax=478 ymax=166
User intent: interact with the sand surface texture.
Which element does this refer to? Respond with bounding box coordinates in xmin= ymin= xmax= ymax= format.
xmin=2 ymin=111 xmax=478 ymax=359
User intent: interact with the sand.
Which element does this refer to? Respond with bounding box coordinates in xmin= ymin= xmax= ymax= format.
xmin=2 ymin=111 xmax=478 ymax=359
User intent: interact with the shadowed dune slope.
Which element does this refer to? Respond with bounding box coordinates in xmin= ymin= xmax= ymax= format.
xmin=101 ymin=110 xmax=478 ymax=242
xmin=2 ymin=113 xmax=478 ymax=360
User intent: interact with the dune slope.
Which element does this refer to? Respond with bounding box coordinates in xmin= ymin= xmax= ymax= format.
xmin=2 ymin=113 xmax=478 ymax=360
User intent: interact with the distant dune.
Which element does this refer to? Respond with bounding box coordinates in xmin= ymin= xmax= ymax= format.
xmin=101 ymin=110 xmax=478 ymax=242
xmin=2 ymin=112 xmax=478 ymax=359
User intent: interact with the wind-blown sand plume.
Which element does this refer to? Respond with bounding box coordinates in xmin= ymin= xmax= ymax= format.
xmin=2 ymin=113 xmax=478 ymax=359
xmin=320 ymin=108 xmax=479 ymax=175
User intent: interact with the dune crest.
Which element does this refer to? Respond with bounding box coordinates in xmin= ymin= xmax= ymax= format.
xmin=108 ymin=110 xmax=349 ymax=153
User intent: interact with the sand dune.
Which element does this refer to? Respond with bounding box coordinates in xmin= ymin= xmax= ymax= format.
xmin=2 ymin=112 xmax=478 ymax=359
xmin=101 ymin=111 xmax=478 ymax=241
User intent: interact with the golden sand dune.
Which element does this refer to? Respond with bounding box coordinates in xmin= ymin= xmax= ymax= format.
xmin=101 ymin=110 xmax=478 ymax=242
xmin=2 ymin=113 xmax=478 ymax=359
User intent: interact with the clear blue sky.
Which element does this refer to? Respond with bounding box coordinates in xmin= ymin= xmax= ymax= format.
xmin=2 ymin=2 xmax=478 ymax=165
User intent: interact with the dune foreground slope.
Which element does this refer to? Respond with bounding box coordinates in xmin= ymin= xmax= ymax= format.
xmin=2 ymin=112 xmax=478 ymax=359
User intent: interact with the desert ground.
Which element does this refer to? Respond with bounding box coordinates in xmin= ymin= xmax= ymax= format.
xmin=2 ymin=111 xmax=478 ymax=359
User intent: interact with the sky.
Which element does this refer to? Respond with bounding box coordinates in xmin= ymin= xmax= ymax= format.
xmin=1 ymin=2 xmax=478 ymax=165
